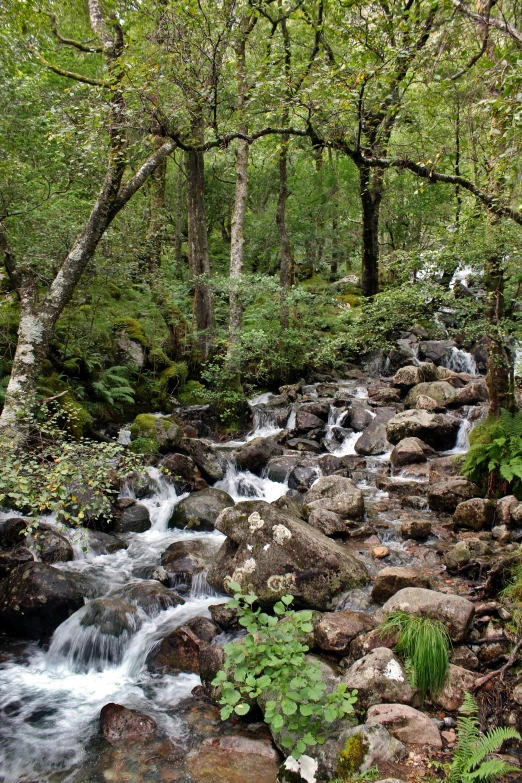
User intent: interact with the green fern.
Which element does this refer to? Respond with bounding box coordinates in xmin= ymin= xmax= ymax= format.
xmin=449 ymin=692 xmax=521 ymax=783
xmin=463 ymin=409 xmax=522 ymax=498
xmin=380 ymin=611 xmax=450 ymax=704
xmin=92 ymin=366 xmax=135 ymax=410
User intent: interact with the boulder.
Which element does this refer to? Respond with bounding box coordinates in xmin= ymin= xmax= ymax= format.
xmin=234 ymin=437 xmax=283 ymax=475
xmin=0 ymin=562 xmax=83 ymax=639
xmin=100 ymin=703 xmax=157 ymax=744
xmin=416 ymin=394 xmax=441 ymax=411
xmin=87 ymin=530 xmax=128 ymax=555
xmin=443 ymin=538 xmax=491 ymax=571
xmin=113 ymin=499 xmax=151 ymax=533
xmin=366 ymin=704 xmax=442 ymax=748
xmin=169 ymin=488 xmax=234 ymax=531
xmin=0 ymin=547 xmax=34 ymax=580
xmin=386 ymin=410 xmax=461 ymax=451
xmin=179 ymin=437 xmax=226 ymax=482
xmin=303 ymin=476 xmax=365 ymax=520
xmin=390 ymin=437 xmax=433 ymax=468
xmin=510 ymin=502 xmax=522 ymax=527
xmin=382 ymin=587 xmax=474 ymax=642
xmin=27 ymin=529 xmax=73 ymax=563
xmin=405 ymin=381 xmax=457 ymax=407
xmin=0 ymin=517 xmax=26 ymax=549
xmin=453 ymin=498 xmax=495 ymax=530
xmin=349 ymin=406 xmax=374 ymax=432
xmin=315 ymin=610 xmax=375 ymax=654
xmin=207 ymin=500 xmax=368 ymax=610
xmin=496 ymin=495 xmax=518 ymax=525
xmin=80 ymin=597 xmax=142 ymax=636
xmin=150 ymin=618 xmax=218 ymax=674
xmin=418 ymin=340 xmax=456 ymax=365
xmin=429 ymin=455 xmax=464 ymax=482
xmin=391 ymin=366 xmax=424 ymax=390
xmin=295 ymin=409 xmax=325 ymax=432
xmin=162 ymin=453 xmax=204 ymax=493
xmin=161 ymin=538 xmax=220 ymax=584
xmin=186 ymin=735 xmax=281 ymax=783
xmin=427 ymin=477 xmax=481 ymax=513
xmin=307 ymin=508 xmax=347 ymax=536
xmin=342 ymin=648 xmax=415 ymax=708
xmin=130 ymin=413 xmax=182 ymax=453
xmin=371 ymin=567 xmax=430 ymax=604
xmin=110 ymin=581 xmax=184 ymax=616
xmin=288 ymin=466 xmax=320 ymax=491
xmin=448 ymin=381 xmax=488 ymax=407
xmin=368 ymin=386 xmax=402 ymax=404
xmin=266 ymin=455 xmax=303 ymax=483
xmin=433 ymin=664 xmax=479 ymax=711
xmin=355 ymin=421 xmax=391 ymax=456
xmin=450 ymin=645 xmax=479 ymax=671
xmin=399 ymin=519 xmax=431 ymax=540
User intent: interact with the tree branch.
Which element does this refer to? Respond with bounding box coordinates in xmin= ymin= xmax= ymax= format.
xmin=48 ymin=13 xmax=103 ymax=53
xmin=452 ymin=0 xmax=522 ymax=47
xmin=28 ymin=46 xmax=107 ymax=86
xmin=0 ymin=222 xmax=23 ymax=292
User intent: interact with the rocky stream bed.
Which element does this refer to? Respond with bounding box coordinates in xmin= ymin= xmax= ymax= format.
xmin=1 ymin=338 xmax=522 ymax=783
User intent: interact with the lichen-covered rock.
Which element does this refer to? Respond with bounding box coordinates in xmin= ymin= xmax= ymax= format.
xmin=453 ymin=498 xmax=495 ymax=530
xmin=307 ymin=508 xmax=347 ymax=536
xmin=0 ymin=562 xmax=83 ymax=639
xmin=314 ymin=610 xmax=375 ymax=655
xmin=449 ymin=381 xmax=488 ymax=407
xmin=313 ymin=723 xmax=406 ymax=781
xmin=342 ymin=648 xmax=415 ymax=708
xmin=405 ymin=381 xmax=457 ymax=407
xmin=0 ymin=547 xmax=34 ymax=580
xmin=303 ymin=476 xmax=365 ymax=520
xmin=427 ymin=477 xmax=481 ymax=513
xmin=169 ymin=488 xmax=234 ymax=531
xmin=207 ymin=500 xmax=368 ymax=610
xmin=366 ymin=703 xmax=442 ymax=748
xmin=386 ymin=410 xmax=461 ymax=451
xmin=161 ymin=538 xmax=221 ymax=587
xmin=371 ymin=567 xmax=430 ymax=604
xmin=496 ymin=495 xmax=519 ymax=525
xmin=443 ymin=538 xmax=491 ymax=571
xmin=382 ymin=587 xmax=474 ymax=642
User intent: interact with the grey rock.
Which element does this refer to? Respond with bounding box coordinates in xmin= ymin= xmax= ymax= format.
xmin=382 ymin=587 xmax=474 ymax=642
xmin=169 ymin=488 xmax=234 ymax=531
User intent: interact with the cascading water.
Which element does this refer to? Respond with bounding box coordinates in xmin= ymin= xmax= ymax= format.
xmin=0 ymin=470 xmax=227 ymax=783
xmin=443 ymin=346 xmax=478 ymax=375
xmin=215 ymin=458 xmax=289 ymax=503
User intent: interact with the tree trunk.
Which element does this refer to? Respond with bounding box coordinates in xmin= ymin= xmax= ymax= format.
xmin=175 ymin=153 xmax=184 ymax=269
xmin=359 ymin=163 xmax=382 ymax=297
xmin=277 ymin=131 xmax=293 ymax=328
xmin=484 ymin=254 xmax=514 ymax=416
xmin=329 ymin=148 xmax=340 ymax=280
xmin=186 ymin=120 xmax=214 ymax=362
xmin=227 ymin=136 xmax=249 ymax=362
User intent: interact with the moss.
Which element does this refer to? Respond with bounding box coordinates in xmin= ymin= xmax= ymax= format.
xmin=129 ymin=436 xmax=159 ymax=454
xmin=177 ymin=380 xmax=206 ymax=405
xmin=60 ymin=392 xmax=93 ymax=439
xmin=158 ymin=362 xmax=188 ymax=393
xmin=106 ymin=282 xmax=122 ymax=300
xmin=113 ymin=318 xmax=150 ymax=348
xmin=336 ymin=734 xmax=365 ymax=780
xmin=130 ymin=413 xmax=157 ymax=440
xmin=148 ymin=347 xmax=173 ymax=371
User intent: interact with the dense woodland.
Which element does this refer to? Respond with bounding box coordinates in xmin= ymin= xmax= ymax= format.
xmin=3 ymin=1 xmax=522 ymax=783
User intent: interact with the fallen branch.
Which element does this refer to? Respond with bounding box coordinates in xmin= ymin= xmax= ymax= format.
xmin=472 ymin=638 xmax=522 ymax=691
xmin=39 ymin=390 xmax=68 ymax=404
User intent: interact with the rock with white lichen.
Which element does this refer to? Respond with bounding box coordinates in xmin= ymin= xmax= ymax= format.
xmin=207 ymin=500 xmax=368 ymax=610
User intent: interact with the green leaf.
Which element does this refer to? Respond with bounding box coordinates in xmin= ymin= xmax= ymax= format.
xmin=271 ymin=713 xmax=284 ymax=731
xmin=282 ymin=698 xmax=297 ymax=715
xmin=234 ymin=703 xmax=251 ymax=716
xmin=281 ymin=594 xmax=294 ymax=605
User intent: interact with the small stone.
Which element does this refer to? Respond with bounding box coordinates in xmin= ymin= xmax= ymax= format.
xmin=315 ymin=610 xmax=375 ymax=654
xmin=492 ymin=525 xmax=510 ymax=542
xmin=372 ymin=546 xmax=390 ymax=559
xmin=399 ymin=519 xmax=431 ymax=541
xmin=371 ymin=567 xmax=430 ymax=604
xmin=512 ymin=684 xmax=522 ymax=706
xmin=441 ymin=729 xmax=456 ymax=744
xmin=100 ymin=703 xmax=157 ymax=743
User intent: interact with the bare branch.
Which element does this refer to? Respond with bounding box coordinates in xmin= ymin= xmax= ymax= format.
xmin=48 ymin=13 xmax=103 ymax=53
xmin=452 ymin=0 xmax=522 ymax=47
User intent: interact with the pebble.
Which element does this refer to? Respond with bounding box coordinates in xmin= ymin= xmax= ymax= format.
xmin=441 ymin=729 xmax=456 ymax=744
xmin=371 ymin=546 xmax=390 ymax=559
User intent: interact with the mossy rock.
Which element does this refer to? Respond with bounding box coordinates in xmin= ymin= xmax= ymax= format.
xmin=130 ymin=413 xmax=182 ymax=453
xmin=177 ymin=380 xmax=207 ymax=405
xmin=113 ymin=318 xmax=150 ymax=348
xmin=159 ymin=362 xmax=188 ymax=393
xmin=129 ymin=436 xmax=159 ymax=455
xmin=336 ymin=734 xmax=364 ymax=779
xmin=148 ymin=347 xmax=173 ymax=371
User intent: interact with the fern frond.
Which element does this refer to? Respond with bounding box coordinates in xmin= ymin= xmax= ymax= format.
xmin=466 ymin=757 xmax=520 ymax=782
xmin=466 ymin=727 xmax=521 ymax=770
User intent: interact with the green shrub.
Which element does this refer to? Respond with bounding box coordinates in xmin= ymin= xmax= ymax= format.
xmin=177 ymin=380 xmax=207 ymax=405
xmin=449 ymin=692 xmax=520 ymax=783
xmin=212 ymin=586 xmax=358 ymax=759
xmin=380 ymin=610 xmax=450 ymax=704
xmin=462 ymin=409 xmax=522 ymax=498
xmin=128 ymin=436 xmax=159 ymax=454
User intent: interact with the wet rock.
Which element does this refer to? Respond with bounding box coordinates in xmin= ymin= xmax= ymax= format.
xmin=372 ymin=546 xmax=390 ymax=559
xmin=382 ymin=588 xmax=474 ymax=642
xmin=180 ymin=437 xmax=226 ymax=482
xmin=307 ymin=508 xmax=347 ymax=536
xmin=496 ymin=495 xmax=519 ymax=525
xmin=449 ymin=381 xmax=488 ymax=407
xmin=416 ymin=394 xmax=441 ymax=411
xmin=151 ymin=618 xmax=218 ymax=674
xmin=209 ymin=602 xmax=238 ymax=630
xmin=286 ymin=438 xmax=322 ymax=453
xmin=428 ymin=477 xmax=482 ymax=513
xmin=111 ymin=581 xmax=184 ymax=616
xmin=0 ymin=547 xmax=34 ymax=579
xmin=366 ymin=703 xmax=442 ymax=748
xmin=303 ymin=475 xmax=365 ymax=520
xmin=162 ymin=453 xmax=204 ymax=493
xmin=0 ymin=562 xmax=83 ymax=639
xmin=100 ymin=703 xmax=157 ymax=744
xmin=315 ymin=610 xmax=375 ymax=654
xmin=208 ymin=500 xmax=368 ymax=610
xmin=453 ymin=498 xmax=495 ymax=530
xmin=371 ymin=567 xmax=431 ymax=604
xmin=288 ymin=466 xmax=320 ymax=491
xmin=418 ymin=340 xmax=456 ymax=365
xmin=405 ymin=381 xmax=457 ymax=407
xmin=375 ymin=475 xmax=428 ymax=497
xmin=27 ymin=529 xmax=73 ymax=563
xmin=295 ymin=409 xmax=325 ymax=432
xmin=342 ymin=648 xmax=415 ymax=708
xmin=199 ymin=643 xmax=226 ymax=698
xmin=234 ymin=437 xmax=283 ymax=475
xmin=266 ymin=455 xmax=303 ymax=482
xmin=399 ymin=519 xmax=431 ymax=540
xmin=0 ymin=517 xmax=26 ymax=549
xmin=169 ymin=488 xmax=234 ymax=531
xmin=433 ymin=664 xmax=479 ymax=711
xmin=130 ymin=413 xmax=183 ymax=453
xmin=443 ymin=538 xmax=491 ymax=571
xmin=386 ymin=410 xmax=461 ymax=451
xmin=355 ymin=420 xmax=391 ymax=456
xmin=161 ymin=538 xmax=220 ymax=583
xmin=390 ymin=437 xmax=434 ymax=467
xmin=113 ymin=499 xmax=151 ymax=533
xmin=428 ymin=455 xmax=464 ymax=483
xmin=81 ymin=597 xmax=142 ymax=636
xmin=317 ymin=454 xmax=342 ymax=475
xmin=450 ymin=645 xmax=479 ymax=670
xmin=186 ymin=734 xmax=281 ymax=783
xmin=349 ymin=405 xmax=374 ymax=432
xmin=87 ymin=530 xmax=128 ymax=554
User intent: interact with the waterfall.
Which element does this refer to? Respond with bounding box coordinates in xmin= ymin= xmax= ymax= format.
xmin=214 ymin=458 xmax=288 ymax=503
xmin=443 ymin=346 xmax=478 ymax=375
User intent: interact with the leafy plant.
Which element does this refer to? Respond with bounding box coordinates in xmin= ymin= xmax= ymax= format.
xmin=449 ymin=692 xmax=520 ymax=783
xmin=212 ymin=585 xmax=358 ymax=759
xmin=380 ymin=610 xmax=451 ymax=704
xmin=462 ymin=409 xmax=522 ymax=498
xmin=92 ymin=365 xmax=135 ymax=410
xmin=329 ymin=766 xmax=380 ymax=783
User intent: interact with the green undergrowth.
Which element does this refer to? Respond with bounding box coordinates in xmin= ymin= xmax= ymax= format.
xmin=462 ymin=409 xmax=522 ymax=498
